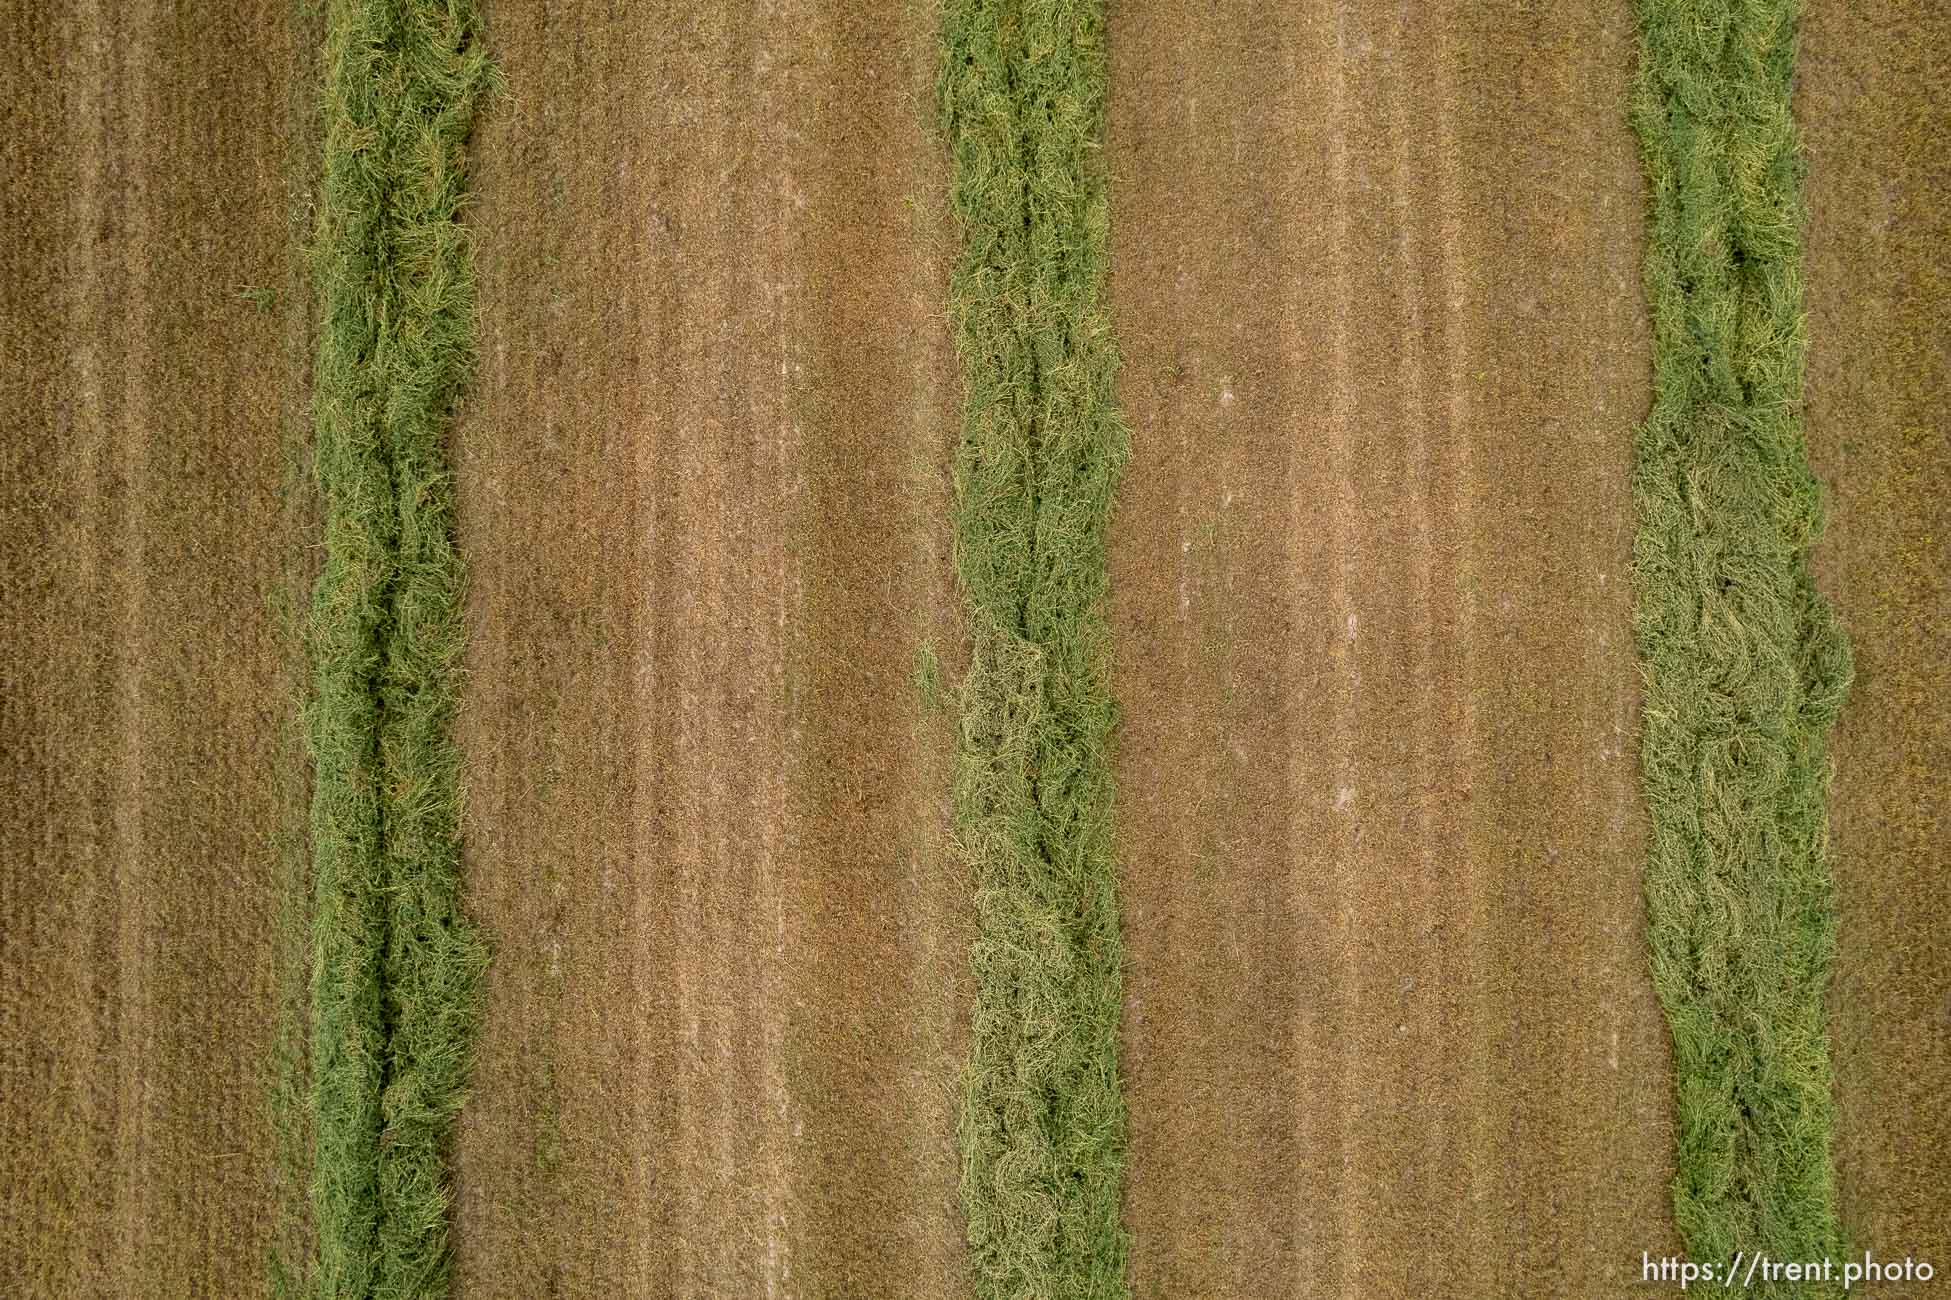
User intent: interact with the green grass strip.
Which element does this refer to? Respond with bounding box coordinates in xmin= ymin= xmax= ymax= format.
xmin=939 ymin=2 xmax=1132 ymax=1296
xmin=1629 ymin=1 xmax=1854 ymax=1290
xmin=307 ymin=0 xmax=491 ymax=1296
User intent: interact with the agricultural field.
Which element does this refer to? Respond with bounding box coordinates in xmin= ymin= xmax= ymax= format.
xmin=1 ymin=1 xmax=1944 ymax=1299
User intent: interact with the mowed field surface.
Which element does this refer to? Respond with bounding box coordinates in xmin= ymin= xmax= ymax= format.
xmin=448 ymin=2 xmax=970 ymax=1297
xmin=0 ymin=1 xmax=315 ymax=1296
xmin=1802 ymin=4 xmax=1951 ymax=1292
xmin=1103 ymin=1 xmax=1679 ymax=1295
xmin=4 ymin=2 xmax=1946 ymax=1298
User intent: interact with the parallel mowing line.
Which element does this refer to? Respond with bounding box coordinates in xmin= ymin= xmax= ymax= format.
xmin=939 ymin=1 xmax=1131 ymax=1296
xmin=1629 ymin=1 xmax=1853 ymax=1292
xmin=306 ymin=0 xmax=492 ymax=1296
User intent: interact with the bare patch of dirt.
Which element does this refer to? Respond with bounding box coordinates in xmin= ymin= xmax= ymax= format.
xmin=451 ymin=3 xmax=967 ymax=1296
xmin=1801 ymin=5 xmax=1951 ymax=1290
xmin=0 ymin=2 xmax=305 ymax=1295
xmin=1105 ymin=3 xmax=1677 ymax=1294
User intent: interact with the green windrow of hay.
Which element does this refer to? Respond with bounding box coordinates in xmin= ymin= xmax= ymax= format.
xmin=304 ymin=0 xmax=492 ymax=1296
xmin=938 ymin=1 xmax=1132 ymax=1296
xmin=1629 ymin=1 xmax=1854 ymax=1292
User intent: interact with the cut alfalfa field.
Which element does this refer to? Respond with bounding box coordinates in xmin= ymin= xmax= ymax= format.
xmin=939 ymin=0 xmax=1133 ymax=1296
xmin=1630 ymin=0 xmax=1854 ymax=1292
xmin=302 ymin=0 xmax=494 ymax=1295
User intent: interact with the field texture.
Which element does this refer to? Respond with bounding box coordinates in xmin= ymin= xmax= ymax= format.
xmin=447 ymin=3 xmax=969 ymax=1296
xmin=1629 ymin=0 xmax=1852 ymax=1286
xmin=1801 ymin=4 xmax=1951 ymax=1293
xmin=1106 ymin=3 xmax=1674 ymax=1294
xmin=0 ymin=1 xmax=312 ymax=1295
xmin=940 ymin=0 xmax=1131 ymax=1294
xmin=3 ymin=2 xmax=1945 ymax=1299
xmin=303 ymin=0 xmax=492 ymax=1294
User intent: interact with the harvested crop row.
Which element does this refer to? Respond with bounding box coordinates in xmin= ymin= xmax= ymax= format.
xmin=1629 ymin=0 xmax=1853 ymax=1291
xmin=938 ymin=1 xmax=1132 ymax=1296
xmin=304 ymin=0 xmax=492 ymax=1296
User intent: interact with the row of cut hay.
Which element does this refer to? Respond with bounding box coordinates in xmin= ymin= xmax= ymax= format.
xmin=938 ymin=1 xmax=1132 ymax=1296
xmin=1629 ymin=0 xmax=1853 ymax=1291
xmin=306 ymin=0 xmax=492 ymax=1295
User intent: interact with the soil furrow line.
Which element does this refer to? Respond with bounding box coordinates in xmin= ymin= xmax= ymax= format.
xmin=0 ymin=4 xmax=73 ymax=1291
xmin=1323 ymin=7 xmax=1360 ymax=1292
xmin=62 ymin=2 xmax=123 ymax=1283
xmin=108 ymin=2 xmax=155 ymax=1281
xmin=70 ymin=5 xmax=129 ymax=1289
xmin=1420 ymin=9 xmax=1495 ymax=1291
xmin=677 ymin=13 xmax=748 ymax=1275
xmin=751 ymin=10 xmax=799 ymax=1293
xmin=1256 ymin=8 xmax=1359 ymax=1285
xmin=1386 ymin=4 xmax=1456 ymax=1280
xmin=1393 ymin=0 xmax=1476 ymax=1281
xmin=664 ymin=10 xmax=741 ymax=1288
xmin=1336 ymin=4 xmax=1434 ymax=1284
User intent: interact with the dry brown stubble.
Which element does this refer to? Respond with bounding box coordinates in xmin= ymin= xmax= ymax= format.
xmin=450 ymin=2 xmax=968 ymax=1296
xmin=0 ymin=1 xmax=306 ymax=1295
xmin=1802 ymin=4 xmax=1951 ymax=1291
xmin=1105 ymin=3 xmax=1678 ymax=1295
